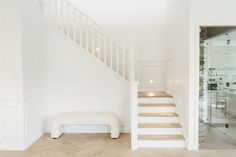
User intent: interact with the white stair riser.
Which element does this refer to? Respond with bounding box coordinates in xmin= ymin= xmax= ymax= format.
xmin=138 ymin=107 xmax=176 ymax=113
xmin=138 ymin=98 xmax=174 ymax=104
xmin=138 ymin=128 xmax=182 ymax=135
xmin=138 ymin=117 xmax=178 ymax=123
xmin=138 ymin=140 xmax=185 ymax=148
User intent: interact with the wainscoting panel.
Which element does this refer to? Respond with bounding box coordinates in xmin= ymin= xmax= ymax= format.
xmin=0 ymin=99 xmax=24 ymax=150
xmin=136 ymin=59 xmax=166 ymax=91
xmin=23 ymin=96 xmax=44 ymax=149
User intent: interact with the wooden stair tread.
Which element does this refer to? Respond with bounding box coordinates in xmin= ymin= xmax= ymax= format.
xmin=139 ymin=103 xmax=175 ymax=107
xmin=138 ymin=113 xmax=178 ymax=117
xmin=139 ymin=123 xmax=181 ymax=128
xmin=138 ymin=91 xmax=173 ymax=98
xmin=138 ymin=135 xmax=185 ymax=141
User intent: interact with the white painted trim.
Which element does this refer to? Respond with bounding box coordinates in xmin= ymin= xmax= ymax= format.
xmin=188 ymin=23 xmax=199 ymax=151
xmin=130 ymin=82 xmax=139 ymax=150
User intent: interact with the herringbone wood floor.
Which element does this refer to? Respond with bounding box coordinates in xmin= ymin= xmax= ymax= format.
xmin=1 ymin=133 xmax=236 ymax=157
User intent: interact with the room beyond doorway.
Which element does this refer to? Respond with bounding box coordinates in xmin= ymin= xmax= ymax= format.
xmin=199 ymin=27 xmax=236 ymax=149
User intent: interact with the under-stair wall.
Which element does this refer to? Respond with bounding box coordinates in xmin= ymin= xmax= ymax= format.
xmin=41 ymin=24 xmax=130 ymax=133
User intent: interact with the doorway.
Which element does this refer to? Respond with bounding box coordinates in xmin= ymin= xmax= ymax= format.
xmin=199 ymin=27 xmax=236 ymax=149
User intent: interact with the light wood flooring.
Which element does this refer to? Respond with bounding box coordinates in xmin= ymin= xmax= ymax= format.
xmin=1 ymin=133 xmax=236 ymax=157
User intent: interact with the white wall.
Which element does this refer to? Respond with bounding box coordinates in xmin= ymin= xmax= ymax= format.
xmin=0 ymin=0 xmax=24 ymax=150
xmin=188 ymin=0 xmax=236 ymax=150
xmin=72 ymin=0 xmax=167 ymax=91
xmin=72 ymin=0 xmax=166 ymax=27
xmin=166 ymin=0 xmax=236 ymax=150
xmin=0 ymin=0 xmax=44 ymax=150
xmin=22 ymin=0 xmax=44 ymax=148
xmin=1 ymin=0 xmax=167 ymax=150
xmin=41 ymin=25 xmax=130 ymax=133
xmin=104 ymin=26 xmax=166 ymax=91
xmin=165 ymin=0 xmax=190 ymax=147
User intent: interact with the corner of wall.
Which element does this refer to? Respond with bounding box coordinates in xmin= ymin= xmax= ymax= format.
xmin=24 ymin=129 xmax=44 ymax=150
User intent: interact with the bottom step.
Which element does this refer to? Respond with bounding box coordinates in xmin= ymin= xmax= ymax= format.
xmin=138 ymin=135 xmax=185 ymax=148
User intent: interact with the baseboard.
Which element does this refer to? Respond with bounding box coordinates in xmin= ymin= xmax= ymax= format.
xmin=121 ymin=126 xmax=130 ymax=133
xmin=0 ymin=130 xmax=44 ymax=150
xmin=24 ymin=130 xmax=44 ymax=150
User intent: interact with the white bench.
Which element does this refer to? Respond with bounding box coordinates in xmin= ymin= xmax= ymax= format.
xmin=51 ymin=112 xmax=120 ymax=139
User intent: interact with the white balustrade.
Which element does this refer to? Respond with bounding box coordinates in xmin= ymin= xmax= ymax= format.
xmin=39 ymin=0 xmax=134 ymax=82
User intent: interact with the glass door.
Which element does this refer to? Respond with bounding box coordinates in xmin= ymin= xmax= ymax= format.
xmin=205 ymin=31 xmax=236 ymax=141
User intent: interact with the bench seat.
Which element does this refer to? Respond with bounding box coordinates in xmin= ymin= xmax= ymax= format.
xmin=51 ymin=112 xmax=120 ymax=139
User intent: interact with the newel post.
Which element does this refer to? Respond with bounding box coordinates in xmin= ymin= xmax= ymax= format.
xmin=129 ymin=44 xmax=139 ymax=150
xmin=130 ymin=82 xmax=139 ymax=150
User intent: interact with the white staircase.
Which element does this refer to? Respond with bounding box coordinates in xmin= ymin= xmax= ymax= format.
xmin=131 ymin=91 xmax=185 ymax=149
xmin=36 ymin=0 xmax=185 ymax=150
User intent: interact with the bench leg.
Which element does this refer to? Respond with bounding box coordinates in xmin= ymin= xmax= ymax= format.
xmin=110 ymin=126 xmax=120 ymax=139
xmin=51 ymin=127 xmax=63 ymax=139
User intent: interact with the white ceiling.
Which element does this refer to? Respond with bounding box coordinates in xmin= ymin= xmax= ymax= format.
xmin=70 ymin=0 xmax=167 ymax=27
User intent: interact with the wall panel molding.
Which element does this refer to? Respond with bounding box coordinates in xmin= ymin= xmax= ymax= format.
xmin=0 ymin=99 xmax=24 ymax=150
xmin=135 ymin=59 xmax=166 ymax=91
